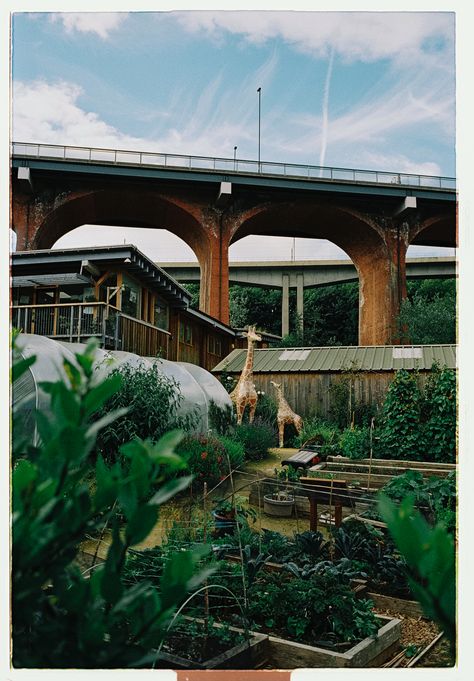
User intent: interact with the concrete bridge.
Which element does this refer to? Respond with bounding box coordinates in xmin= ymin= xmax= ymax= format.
xmin=161 ymin=257 xmax=456 ymax=336
xmin=11 ymin=142 xmax=456 ymax=345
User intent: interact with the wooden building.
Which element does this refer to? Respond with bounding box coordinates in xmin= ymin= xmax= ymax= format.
xmin=11 ymin=245 xmax=278 ymax=371
xmin=212 ymin=345 xmax=457 ymax=418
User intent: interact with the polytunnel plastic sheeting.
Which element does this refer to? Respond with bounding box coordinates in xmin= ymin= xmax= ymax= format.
xmin=13 ymin=334 xmax=82 ymax=446
xmin=146 ymin=357 xmax=209 ymax=432
xmin=12 ymin=335 xmax=228 ymax=445
xmin=177 ymin=362 xmax=232 ymax=413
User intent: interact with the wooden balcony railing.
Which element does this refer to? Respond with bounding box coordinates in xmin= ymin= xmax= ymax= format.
xmin=11 ymin=302 xmax=170 ymax=358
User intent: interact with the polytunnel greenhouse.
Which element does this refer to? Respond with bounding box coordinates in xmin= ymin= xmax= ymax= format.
xmin=13 ymin=333 xmax=232 ymax=444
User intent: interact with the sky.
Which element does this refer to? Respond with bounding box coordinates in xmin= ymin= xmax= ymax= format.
xmin=10 ymin=7 xmax=457 ymax=262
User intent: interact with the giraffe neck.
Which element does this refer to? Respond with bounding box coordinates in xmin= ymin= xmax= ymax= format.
xmin=241 ymin=340 xmax=254 ymax=380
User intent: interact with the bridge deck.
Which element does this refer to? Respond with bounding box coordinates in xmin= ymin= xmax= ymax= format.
xmin=12 ymin=142 xmax=456 ymax=193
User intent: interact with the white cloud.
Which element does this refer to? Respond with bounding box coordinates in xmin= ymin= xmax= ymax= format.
xmin=50 ymin=12 xmax=128 ymax=39
xmin=13 ymin=80 xmax=149 ymax=149
xmin=174 ymin=11 xmax=453 ymax=64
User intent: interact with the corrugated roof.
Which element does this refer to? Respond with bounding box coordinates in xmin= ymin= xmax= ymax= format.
xmin=212 ymin=345 xmax=457 ymax=373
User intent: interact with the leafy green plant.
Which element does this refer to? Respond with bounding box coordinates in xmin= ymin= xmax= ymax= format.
xmin=381 ymin=470 xmax=456 ymax=533
xmin=377 ymin=369 xmax=424 ymax=460
xmin=339 ymin=426 xmax=370 ymax=459
xmin=293 ymin=530 xmax=329 ymax=560
xmin=294 ymin=417 xmax=339 ymax=453
xmin=247 ymin=571 xmax=378 ymax=645
xmin=333 ymin=526 xmax=367 ymax=561
xmin=216 ymin=435 xmax=245 ymax=471
xmin=422 ymin=365 xmax=456 ymax=463
xmin=12 ymin=340 xmax=212 ymax=668
xmin=232 ymin=418 xmax=277 ymax=460
xmin=274 ymin=465 xmax=303 ymax=483
xmin=94 ymin=360 xmax=196 ymax=464
xmin=379 ymin=494 xmax=456 ymax=648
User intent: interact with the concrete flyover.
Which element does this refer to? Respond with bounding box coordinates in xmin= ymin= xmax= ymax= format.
xmin=11 ymin=142 xmax=456 ymax=345
xmin=162 ymin=257 xmax=456 ymax=336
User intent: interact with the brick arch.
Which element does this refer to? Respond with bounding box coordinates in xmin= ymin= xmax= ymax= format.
xmin=229 ymin=201 xmax=408 ymax=345
xmin=408 ymin=212 xmax=457 ymax=249
xmin=32 ymin=189 xmax=210 ymax=262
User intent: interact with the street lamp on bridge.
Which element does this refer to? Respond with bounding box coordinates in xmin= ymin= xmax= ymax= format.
xmin=233 ymin=145 xmax=237 ymax=170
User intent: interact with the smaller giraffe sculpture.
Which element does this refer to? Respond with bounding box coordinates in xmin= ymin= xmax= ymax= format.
xmin=229 ymin=325 xmax=262 ymax=425
xmin=270 ymin=381 xmax=303 ymax=448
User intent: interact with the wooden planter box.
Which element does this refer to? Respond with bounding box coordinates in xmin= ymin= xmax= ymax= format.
xmin=365 ymin=592 xmax=424 ymax=618
xmin=265 ymin=615 xmax=401 ymax=668
xmin=155 ymin=628 xmax=268 ymax=669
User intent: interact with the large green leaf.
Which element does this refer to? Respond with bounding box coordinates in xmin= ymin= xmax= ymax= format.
xmin=85 ymin=407 xmax=129 ymax=441
xmin=83 ymin=373 xmax=122 ymax=418
xmin=94 ymin=455 xmax=118 ymax=510
xmin=126 ymin=505 xmax=159 ymax=546
xmin=149 ymin=475 xmax=193 ymax=506
xmin=12 ymin=354 xmax=36 ymax=383
xmin=13 ymin=459 xmax=37 ymax=495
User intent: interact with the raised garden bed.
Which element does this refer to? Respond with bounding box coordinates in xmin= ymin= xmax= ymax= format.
xmin=264 ymin=615 xmax=401 ymax=668
xmin=309 ymin=457 xmax=456 ymax=491
xmin=155 ymin=620 xmax=268 ymax=669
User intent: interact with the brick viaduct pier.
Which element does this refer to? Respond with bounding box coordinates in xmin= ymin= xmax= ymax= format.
xmin=11 ymin=143 xmax=456 ymax=345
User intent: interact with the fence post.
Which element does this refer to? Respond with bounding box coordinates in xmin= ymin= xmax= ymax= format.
xmin=114 ymin=314 xmax=120 ymax=350
xmin=69 ymin=306 xmax=74 ymax=342
xmin=77 ymin=306 xmax=82 ymax=343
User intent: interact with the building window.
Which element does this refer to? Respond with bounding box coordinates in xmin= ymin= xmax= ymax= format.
xmin=12 ymin=287 xmax=33 ymax=306
xmin=208 ymin=335 xmax=222 ymax=355
xmin=154 ymin=295 xmax=169 ymax=330
xmin=121 ymin=274 xmax=140 ymax=318
xmin=179 ymin=321 xmax=193 ymax=345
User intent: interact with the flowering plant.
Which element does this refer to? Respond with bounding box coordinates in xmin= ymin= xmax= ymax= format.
xmin=177 ymin=434 xmax=229 ymax=487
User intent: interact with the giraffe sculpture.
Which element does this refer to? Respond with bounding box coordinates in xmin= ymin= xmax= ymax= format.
xmin=229 ymin=325 xmax=262 ymax=425
xmin=270 ymin=381 xmax=303 ymax=448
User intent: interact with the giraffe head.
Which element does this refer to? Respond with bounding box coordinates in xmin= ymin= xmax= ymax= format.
xmin=270 ymin=380 xmax=282 ymax=393
xmin=244 ymin=325 xmax=262 ymax=343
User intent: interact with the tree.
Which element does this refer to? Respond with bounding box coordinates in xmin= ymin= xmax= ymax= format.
xmin=398 ymin=278 xmax=456 ymax=344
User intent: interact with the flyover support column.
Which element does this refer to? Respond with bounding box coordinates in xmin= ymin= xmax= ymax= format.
xmin=282 ymin=274 xmax=290 ymax=337
xmin=198 ymin=212 xmax=230 ymax=325
xmin=349 ymin=222 xmax=409 ymax=345
xmin=296 ymin=273 xmax=304 ymax=334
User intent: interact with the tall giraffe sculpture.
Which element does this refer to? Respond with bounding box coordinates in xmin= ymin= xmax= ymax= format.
xmin=270 ymin=381 xmax=303 ymax=448
xmin=230 ymin=325 xmax=262 ymax=425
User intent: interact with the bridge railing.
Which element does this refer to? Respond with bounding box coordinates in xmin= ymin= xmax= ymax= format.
xmin=11 ymin=142 xmax=456 ymax=190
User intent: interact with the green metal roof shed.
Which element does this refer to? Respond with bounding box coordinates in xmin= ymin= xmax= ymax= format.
xmin=212 ymin=345 xmax=457 ymax=374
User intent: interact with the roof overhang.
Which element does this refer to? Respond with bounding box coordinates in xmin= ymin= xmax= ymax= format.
xmin=11 ymin=245 xmax=192 ymax=308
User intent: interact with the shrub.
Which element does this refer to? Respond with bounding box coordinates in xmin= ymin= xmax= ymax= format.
xmin=232 ymin=418 xmax=277 ymax=460
xmin=176 ymin=434 xmax=229 ymax=487
xmin=422 ymin=365 xmax=456 ymax=463
xmin=216 ymin=435 xmax=245 ymax=471
xmin=339 ymin=426 xmax=371 ymax=459
xmin=252 ymin=391 xmax=278 ymax=424
xmin=95 ymin=361 xmax=196 ymax=463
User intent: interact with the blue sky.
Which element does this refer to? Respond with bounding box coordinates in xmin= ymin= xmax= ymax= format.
xmin=10 ymin=8 xmax=456 ymax=261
